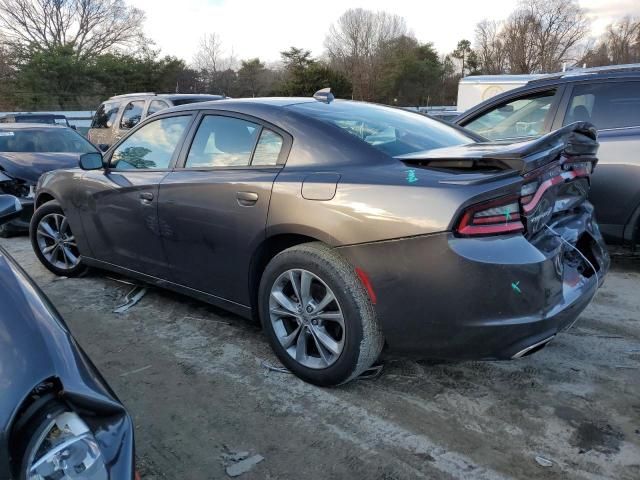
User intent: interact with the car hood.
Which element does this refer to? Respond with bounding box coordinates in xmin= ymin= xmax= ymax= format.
xmin=0 ymin=247 xmax=133 ymax=479
xmin=0 ymin=152 xmax=81 ymax=184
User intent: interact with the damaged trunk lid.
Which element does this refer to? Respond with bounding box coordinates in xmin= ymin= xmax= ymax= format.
xmin=397 ymin=122 xmax=599 ymax=238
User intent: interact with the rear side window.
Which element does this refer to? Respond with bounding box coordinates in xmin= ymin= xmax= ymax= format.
xmin=91 ymin=102 xmax=119 ymax=129
xmin=148 ymin=100 xmax=169 ymax=116
xmin=120 ymin=100 xmax=145 ymax=129
xmin=563 ymin=82 xmax=640 ymax=130
xmin=251 ymin=129 xmax=283 ymax=166
xmin=110 ymin=116 xmax=191 ymax=170
xmin=185 ymin=115 xmax=260 ymax=168
xmin=463 ymin=91 xmax=556 ymax=140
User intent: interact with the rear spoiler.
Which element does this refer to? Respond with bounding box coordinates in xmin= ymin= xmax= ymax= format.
xmin=397 ymin=122 xmax=599 ymax=175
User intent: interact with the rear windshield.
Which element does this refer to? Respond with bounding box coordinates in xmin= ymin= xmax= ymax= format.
xmin=290 ymin=101 xmax=474 ymax=156
xmin=14 ymin=116 xmax=60 ymax=124
xmin=0 ymin=128 xmax=97 ymax=153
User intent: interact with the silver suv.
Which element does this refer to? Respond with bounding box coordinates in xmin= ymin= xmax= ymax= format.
xmin=88 ymin=93 xmax=225 ymax=149
xmin=455 ymin=66 xmax=640 ymax=249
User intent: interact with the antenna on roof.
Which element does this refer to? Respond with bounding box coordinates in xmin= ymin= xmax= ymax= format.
xmin=313 ymin=87 xmax=334 ymax=104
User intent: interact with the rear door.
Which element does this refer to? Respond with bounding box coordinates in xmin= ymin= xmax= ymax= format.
xmin=77 ymin=113 xmax=194 ymax=278
xmin=87 ymin=101 xmax=120 ymax=146
xmin=158 ymin=111 xmax=290 ymax=305
xmin=554 ymin=79 xmax=640 ymax=239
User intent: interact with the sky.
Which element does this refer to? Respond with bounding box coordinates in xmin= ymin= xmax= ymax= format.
xmin=128 ymin=0 xmax=640 ymax=65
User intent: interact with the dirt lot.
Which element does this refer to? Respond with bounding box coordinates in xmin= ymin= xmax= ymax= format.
xmin=2 ymin=235 xmax=639 ymax=480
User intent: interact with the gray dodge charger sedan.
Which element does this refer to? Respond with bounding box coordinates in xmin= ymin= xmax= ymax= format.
xmin=30 ymin=95 xmax=609 ymax=386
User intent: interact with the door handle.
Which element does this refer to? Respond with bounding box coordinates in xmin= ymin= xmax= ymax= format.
xmin=236 ymin=191 xmax=258 ymax=206
xmin=139 ymin=192 xmax=154 ymax=205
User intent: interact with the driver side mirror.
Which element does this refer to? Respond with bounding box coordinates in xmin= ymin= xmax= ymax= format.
xmin=79 ymin=152 xmax=104 ymax=170
xmin=0 ymin=195 xmax=22 ymax=225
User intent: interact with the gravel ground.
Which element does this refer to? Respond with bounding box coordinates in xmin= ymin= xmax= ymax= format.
xmin=2 ymin=236 xmax=639 ymax=480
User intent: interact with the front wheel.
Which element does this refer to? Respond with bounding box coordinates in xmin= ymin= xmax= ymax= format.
xmin=259 ymin=242 xmax=383 ymax=386
xmin=30 ymin=201 xmax=88 ymax=277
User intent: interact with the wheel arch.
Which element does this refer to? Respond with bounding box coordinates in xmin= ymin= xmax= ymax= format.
xmin=34 ymin=191 xmax=56 ymax=209
xmin=249 ymin=233 xmax=325 ymax=324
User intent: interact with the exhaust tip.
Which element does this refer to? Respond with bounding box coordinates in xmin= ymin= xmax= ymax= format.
xmin=512 ymin=335 xmax=555 ymax=359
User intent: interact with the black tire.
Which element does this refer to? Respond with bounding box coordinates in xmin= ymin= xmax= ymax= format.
xmin=30 ymin=200 xmax=88 ymax=277
xmin=259 ymin=242 xmax=383 ymax=386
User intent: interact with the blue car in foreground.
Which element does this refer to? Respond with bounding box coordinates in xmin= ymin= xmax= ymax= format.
xmin=0 ymin=195 xmax=135 ymax=479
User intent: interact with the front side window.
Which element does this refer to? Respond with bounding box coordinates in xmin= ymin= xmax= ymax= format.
xmin=148 ymin=100 xmax=170 ymax=117
xmin=110 ymin=116 xmax=190 ymax=170
xmin=290 ymin=101 xmax=473 ymax=157
xmin=563 ymin=82 xmax=640 ymax=130
xmin=464 ymin=91 xmax=556 ymax=140
xmin=120 ymin=100 xmax=145 ymax=129
xmin=186 ymin=115 xmax=260 ymax=168
xmin=91 ymin=102 xmax=119 ymax=129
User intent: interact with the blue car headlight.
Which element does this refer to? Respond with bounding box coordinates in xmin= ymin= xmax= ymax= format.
xmin=25 ymin=411 xmax=107 ymax=479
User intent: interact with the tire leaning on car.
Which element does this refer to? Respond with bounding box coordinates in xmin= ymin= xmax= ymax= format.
xmin=29 ymin=200 xmax=88 ymax=277
xmin=259 ymin=242 xmax=383 ymax=386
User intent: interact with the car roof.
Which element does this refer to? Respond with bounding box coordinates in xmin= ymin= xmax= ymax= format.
xmin=0 ymin=113 xmax=67 ymax=118
xmin=107 ymin=93 xmax=226 ymax=101
xmin=0 ymin=122 xmax=69 ymax=129
xmin=525 ymin=68 xmax=640 ymax=87
xmin=165 ymin=96 xmax=318 ymax=114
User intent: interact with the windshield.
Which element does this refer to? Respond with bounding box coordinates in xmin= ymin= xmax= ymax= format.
xmin=0 ymin=128 xmax=97 ymax=153
xmin=290 ymin=101 xmax=474 ymax=156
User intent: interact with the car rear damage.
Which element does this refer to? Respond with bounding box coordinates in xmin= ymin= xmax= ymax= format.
xmin=338 ymin=122 xmax=609 ymax=359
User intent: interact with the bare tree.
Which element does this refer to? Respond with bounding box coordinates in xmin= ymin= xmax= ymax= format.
xmin=500 ymin=0 xmax=589 ymax=73
xmin=604 ymin=16 xmax=640 ymax=64
xmin=581 ymin=16 xmax=640 ymax=67
xmin=475 ymin=20 xmax=507 ymax=74
xmin=325 ymin=8 xmax=408 ymax=100
xmin=0 ymin=0 xmax=145 ymax=58
xmin=192 ymin=33 xmax=237 ymax=94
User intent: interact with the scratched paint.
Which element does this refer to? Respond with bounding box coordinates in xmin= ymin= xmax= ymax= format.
xmin=511 ymin=281 xmax=521 ymax=294
xmin=407 ymin=169 xmax=418 ymax=183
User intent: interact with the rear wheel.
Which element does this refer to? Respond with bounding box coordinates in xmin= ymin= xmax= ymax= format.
xmin=259 ymin=242 xmax=383 ymax=386
xmin=30 ymin=201 xmax=88 ymax=277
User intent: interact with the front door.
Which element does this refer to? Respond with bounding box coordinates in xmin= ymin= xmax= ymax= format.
xmin=159 ymin=113 xmax=289 ymax=305
xmin=78 ymin=114 xmax=193 ymax=278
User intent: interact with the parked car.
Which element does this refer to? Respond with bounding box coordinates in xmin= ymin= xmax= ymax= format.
xmin=0 ymin=113 xmax=71 ymax=128
xmin=88 ymin=93 xmax=226 ymax=150
xmin=0 ymin=124 xmax=99 ymax=236
xmin=31 ymin=95 xmax=609 ymax=386
xmin=0 ymin=195 xmax=135 ymax=479
xmin=455 ymin=66 xmax=640 ymax=248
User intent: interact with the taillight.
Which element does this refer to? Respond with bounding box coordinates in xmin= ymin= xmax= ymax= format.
xmin=455 ymin=195 xmax=524 ymax=236
xmin=455 ymin=159 xmax=593 ymax=237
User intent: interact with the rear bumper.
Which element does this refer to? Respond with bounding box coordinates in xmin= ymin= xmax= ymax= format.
xmin=338 ymin=209 xmax=609 ymax=360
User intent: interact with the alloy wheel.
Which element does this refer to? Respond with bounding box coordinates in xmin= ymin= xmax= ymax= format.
xmin=35 ymin=213 xmax=81 ymax=271
xmin=269 ymin=268 xmax=345 ymax=369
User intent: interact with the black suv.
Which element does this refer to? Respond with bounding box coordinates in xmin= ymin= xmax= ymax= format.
xmin=455 ymin=66 xmax=640 ymax=247
xmin=88 ymin=93 xmax=225 ymax=149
